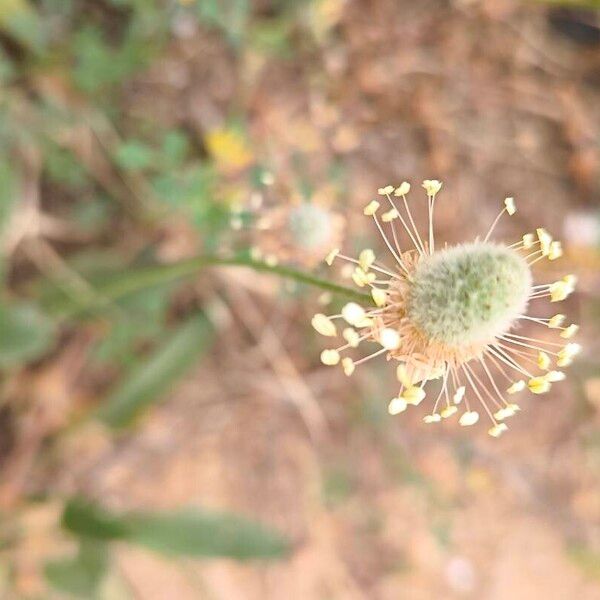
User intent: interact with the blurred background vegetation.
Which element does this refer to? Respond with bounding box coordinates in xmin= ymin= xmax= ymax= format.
xmin=0 ymin=0 xmax=599 ymax=598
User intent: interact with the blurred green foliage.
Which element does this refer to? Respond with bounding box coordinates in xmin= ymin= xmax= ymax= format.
xmin=44 ymin=498 xmax=289 ymax=597
xmin=0 ymin=302 xmax=56 ymax=367
xmin=98 ymin=313 xmax=214 ymax=427
xmin=0 ymin=0 xmax=323 ymax=593
xmin=63 ymin=500 xmax=290 ymax=560
xmin=58 ymin=497 xmax=289 ymax=567
xmin=45 ymin=538 xmax=109 ymax=598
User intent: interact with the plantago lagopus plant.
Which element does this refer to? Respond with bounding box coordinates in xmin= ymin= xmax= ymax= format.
xmin=312 ymin=181 xmax=580 ymax=437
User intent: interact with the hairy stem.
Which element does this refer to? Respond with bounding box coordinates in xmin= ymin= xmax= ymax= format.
xmin=47 ymin=255 xmax=372 ymax=317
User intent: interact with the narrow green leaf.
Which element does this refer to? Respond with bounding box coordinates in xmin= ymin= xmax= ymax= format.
xmin=45 ymin=538 xmax=109 ymax=597
xmin=98 ymin=314 xmax=213 ymax=427
xmin=126 ymin=510 xmax=289 ymax=559
xmin=61 ymin=499 xmax=290 ymax=560
xmin=62 ymin=500 xmax=129 ymax=541
xmin=0 ymin=302 xmax=55 ymax=368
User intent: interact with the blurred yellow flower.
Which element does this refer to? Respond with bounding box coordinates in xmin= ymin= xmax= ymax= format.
xmin=205 ymin=127 xmax=253 ymax=173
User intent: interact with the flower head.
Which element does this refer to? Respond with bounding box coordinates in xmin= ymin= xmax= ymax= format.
xmin=312 ymin=181 xmax=579 ymax=437
xmin=237 ymin=179 xmax=345 ymax=267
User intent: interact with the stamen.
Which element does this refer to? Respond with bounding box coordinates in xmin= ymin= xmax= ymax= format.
xmin=517 ymin=315 xmax=551 ymax=326
xmin=483 ymin=206 xmax=507 ymax=243
xmin=451 ymin=366 xmax=471 ymax=412
xmin=478 ymin=357 xmax=507 ymax=401
xmin=485 ymin=351 xmax=513 ymax=383
xmin=430 ymin=368 xmax=449 ymax=415
xmin=334 ymin=252 xmax=398 ymax=278
xmin=462 ymin=364 xmax=498 ymax=425
xmin=372 ymin=214 xmax=410 ymax=273
xmin=498 ymin=336 xmax=559 ymax=356
xmin=502 ymin=332 xmax=565 ymax=347
xmin=382 ymin=194 xmax=406 ymax=258
xmin=396 ymin=191 xmax=427 ymax=255
xmin=488 ymin=346 xmax=534 ymax=378
xmin=428 ymin=194 xmax=435 ymax=254
xmin=352 ymin=347 xmax=388 ymax=366
xmin=385 ymin=191 xmax=427 ymax=257
xmin=528 ymin=253 xmax=550 ymax=267
xmin=464 ymin=362 xmax=503 ymax=410
xmin=509 ymin=236 xmax=539 ymax=249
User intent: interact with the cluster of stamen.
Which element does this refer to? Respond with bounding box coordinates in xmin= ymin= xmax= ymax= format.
xmin=312 ymin=181 xmax=580 ymax=437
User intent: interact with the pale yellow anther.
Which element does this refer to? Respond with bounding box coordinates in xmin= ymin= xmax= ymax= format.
xmin=342 ymin=328 xmax=360 ymax=348
xmin=422 ymin=179 xmax=442 ymax=196
xmin=354 ymin=316 xmax=374 ymax=328
xmin=506 ymin=403 xmax=521 ymax=413
xmin=352 ymin=267 xmax=376 ymax=288
xmin=363 ymin=200 xmax=380 ymax=216
xmin=522 ymin=233 xmax=535 ymax=249
xmin=401 ymin=386 xmax=426 ymax=405
xmin=504 ymin=197 xmax=516 ymax=215
xmin=351 ymin=270 xmax=364 ymax=288
xmin=382 ymin=208 xmax=399 ymax=222
xmin=528 ymin=376 xmax=551 ymax=394
xmin=493 ymin=407 xmax=515 ymax=421
xmin=441 ymin=405 xmax=458 ymax=418
xmin=548 ymin=314 xmax=565 ymax=329
xmin=325 ymin=248 xmax=339 ymax=266
xmin=550 ymin=280 xmax=572 ymax=302
xmin=358 ymin=248 xmax=376 ymax=271
xmin=563 ymin=274 xmax=577 ymax=288
xmin=379 ymin=328 xmax=401 ymax=350
xmin=342 ymin=302 xmax=366 ymax=326
xmin=453 ymin=386 xmax=466 ymax=404
xmin=507 ymin=380 xmax=526 ymax=394
xmin=548 ymin=241 xmax=563 ymax=260
xmin=423 ymin=414 xmax=441 ymax=424
xmin=537 ymin=351 xmax=551 ymax=371
xmin=557 ymin=343 xmax=581 ymax=367
xmin=342 ymin=357 xmax=355 ymax=376
xmin=396 ymin=364 xmax=411 ymax=387
xmin=488 ymin=423 xmax=508 ymax=438
xmin=377 ymin=185 xmax=395 ymax=196
xmin=388 ymin=397 xmax=407 ymax=415
xmin=394 ymin=182 xmax=411 ymax=196
xmin=320 ymin=349 xmax=340 ymax=366
xmin=371 ymin=288 xmax=387 ymax=307
xmin=545 ymin=370 xmax=566 ymax=382
xmin=557 ymin=355 xmax=573 ymax=368
xmin=536 ymin=228 xmax=553 ymax=255
xmin=311 ymin=314 xmax=337 ymax=337
xmin=459 ymin=411 xmax=479 ymax=426
xmin=560 ymin=324 xmax=579 ymax=339
xmin=565 ymin=342 xmax=581 ymax=356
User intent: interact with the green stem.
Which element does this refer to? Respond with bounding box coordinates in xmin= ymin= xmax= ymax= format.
xmin=48 ymin=255 xmax=372 ymax=317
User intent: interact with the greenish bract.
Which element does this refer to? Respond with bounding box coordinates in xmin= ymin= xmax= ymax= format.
xmin=406 ymin=242 xmax=532 ymax=346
